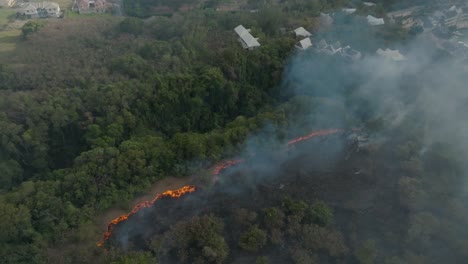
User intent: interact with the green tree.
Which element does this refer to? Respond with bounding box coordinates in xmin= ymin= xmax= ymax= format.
xmin=355 ymin=240 xmax=378 ymax=264
xmin=164 ymin=215 xmax=229 ymax=264
xmin=239 ymin=225 xmax=267 ymax=252
xmin=21 ymin=20 xmax=45 ymax=39
xmin=308 ymin=201 xmax=333 ymax=227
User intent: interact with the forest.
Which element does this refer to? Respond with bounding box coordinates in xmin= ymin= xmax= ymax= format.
xmin=1 ymin=0 xmax=468 ymax=263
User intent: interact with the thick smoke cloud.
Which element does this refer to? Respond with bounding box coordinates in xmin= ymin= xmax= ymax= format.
xmin=111 ymin=7 xmax=468 ymax=263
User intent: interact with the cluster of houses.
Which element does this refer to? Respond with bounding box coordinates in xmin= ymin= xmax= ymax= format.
xmin=233 ymin=1 xmax=382 ymax=61
xmin=387 ymin=4 xmax=468 ymax=31
xmin=72 ymin=0 xmax=113 ymax=14
xmin=234 ymin=1 xmax=468 ymax=64
xmin=17 ymin=1 xmax=61 ymax=18
xmin=1 ymin=0 xmax=115 ymax=18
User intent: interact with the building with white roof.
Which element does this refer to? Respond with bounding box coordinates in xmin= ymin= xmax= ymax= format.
xmin=342 ymin=8 xmax=357 ymax=14
xmin=19 ymin=1 xmax=61 ymax=18
xmin=295 ymin=38 xmax=312 ymax=50
xmin=376 ymin=48 xmax=406 ymax=61
xmin=367 ymin=15 xmax=385 ymax=26
xmin=234 ymin=25 xmax=261 ymax=50
xmin=363 ymin=2 xmax=376 ymax=7
xmin=294 ymin=27 xmax=311 ymax=37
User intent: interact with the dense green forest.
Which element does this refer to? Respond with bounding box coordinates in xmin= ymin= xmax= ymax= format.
xmin=0 ymin=0 xmax=467 ymax=263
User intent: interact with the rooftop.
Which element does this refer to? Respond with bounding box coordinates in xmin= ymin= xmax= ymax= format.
xmin=234 ymin=25 xmax=260 ymax=49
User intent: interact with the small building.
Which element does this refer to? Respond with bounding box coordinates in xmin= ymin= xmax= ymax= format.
xmin=363 ymin=2 xmax=376 ymax=7
xmin=315 ymin=39 xmax=329 ymax=50
xmin=319 ymin=13 xmax=334 ymax=27
xmin=342 ymin=8 xmax=357 ymax=14
xmin=456 ymin=8 xmax=468 ymax=29
xmin=341 ymin=46 xmax=362 ymax=61
xmin=293 ymin=27 xmax=311 ymax=38
xmin=376 ymin=48 xmax=406 ymax=61
xmin=72 ymin=0 xmax=108 ymax=13
xmin=234 ymin=25 xmax=261 ymax=50
xmin=367 ymin=15 xmax=385 ymax=26
xmin=387 ymin=6 xmax=422 ymax=20
xmin=330 ymin=41 xmax=342 ymax=53
xmin=295 ymin=38 xmax=312 ymax=50
xmin=0 ymin=0 xmax=15 ymax=7
xmin=19 ymin=2 xmax=61 ymax=18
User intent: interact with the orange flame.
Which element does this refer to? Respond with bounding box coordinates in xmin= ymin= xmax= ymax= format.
xmin=212 ymin=159 xmax=245 ymax=183
xmin=97 ymin=129 xmax=349 ymax=247
xmin=97 ymin=185 xmax=197 ymax=247
xmin=287 ymin=129 xmax=342 ymax=146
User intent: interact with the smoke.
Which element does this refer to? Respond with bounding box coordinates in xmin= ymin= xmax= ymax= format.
xmin=107 ymin=6 xmax=468 ymax=263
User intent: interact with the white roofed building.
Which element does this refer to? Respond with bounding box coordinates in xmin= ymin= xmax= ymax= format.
xmin=367 ymin=15 xmax=385 ymax=26
xmin=72 ymin=0 xmax=109 ymax=14
xmin=19 ymin=1 xmax=61 ymax=18
xmin=295 ymin=38 xmax=312 ymax=50
xmin=363 ymin=2 xmax=376 ymax=7
xmin=376 ymin=48 xmax=406 ymax=61
xmin=342 ymin=8 xmax=357 ymax=14
xmin=234 ymin=25 xmax=261 ymax=50
xmin=293 ymin=27 xmax=311 ymax=37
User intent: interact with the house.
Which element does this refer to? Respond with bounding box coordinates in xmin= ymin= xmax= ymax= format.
xmin=367 ymin=15 xmax=385 ymax=26
xmin=456 ymin=7 xmax=468 ymax=29
xmin=295 ymin=38 xmax=312 ymax=50
xmin=444 ymin=9 xmax=460 ymax=27
xmin=72 ymin=0 xmax=108 ymax=13
xmin=0 ymin=0 xmax=15 ymax=7
xmin=376 ymin=48 xmax=406 ymax=61
xmin=315 ymin=39 xmax=329 ymax=50
xmin=319 ymin=13 xmax=334 ymax=27
xmin=20 ymin=3 xmax=37 ymax=16
xmin=234 ymin=25 xmax=260 ymax=50
xmin=330 ymin=41 xmax=342 ymax=53
xmin=363 ymin=2 xmax=376 ymax=7
xmin=293 ymin=27 xmax=311 ymax=38
xmin=341 ymin=46 xmax=362 ymax=61
xmin=314 ymin=39 xmax=338 ymax=55
xmin=19 ymin=2 xmax=61 ymax=18
xmin=342 ymin=8 xmax=357 ymax=14
xmin=387 ymin=6 xmax=422 ymax=20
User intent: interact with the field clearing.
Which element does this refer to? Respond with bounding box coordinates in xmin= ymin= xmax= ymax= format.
xmin=54 ymin=0 xmax=73 ymax=10
xmin=0 ymin=9 xmax=21 ymax=60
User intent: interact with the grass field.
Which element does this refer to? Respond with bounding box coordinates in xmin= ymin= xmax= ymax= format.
xmin=53 ymin=0 xmax=74 ymax=10
xmin=0 ymin=9 xmax=21 ymax=60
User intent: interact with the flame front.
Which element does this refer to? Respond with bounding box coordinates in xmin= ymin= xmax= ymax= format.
xmin=97 ymin=185 xmax=196 ymax=247
xmin=287 ymin=129 xmax=342 ymax=146
xmin=97 ymin=129 xmax=347 ymax=247
xmin=212 ymin=159 xmax=245 ymax=183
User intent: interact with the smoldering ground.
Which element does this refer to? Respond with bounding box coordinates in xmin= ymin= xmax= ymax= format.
xmin=108 ymin=14 xmax=468 ymax=263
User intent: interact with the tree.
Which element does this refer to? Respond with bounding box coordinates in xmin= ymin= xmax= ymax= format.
xmin=262 ymin=207 xmax=285 ymax=229
xmin=355 ymin=240 xmax=377 ymax=264
xmin=21 ymin=20 xmax=45 ymax=39
xmin=290 ymin=248 xmax=316 ymax=264
xmin=164 ymin=215 xmax=229 ymax=264
xmin=308 ymin=201 xmax=333 ymax=227
xmin=239 ymin=225 xmax=267 ymax=252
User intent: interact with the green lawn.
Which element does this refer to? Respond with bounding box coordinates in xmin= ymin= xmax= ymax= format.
xmin=54 ymin=0 xmax=74 ymax=10
xmin=0 ymin=9 xmax=20 ymax=60
xmin=0 ymin=8 xmax=15 ymax=25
